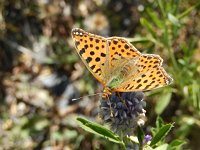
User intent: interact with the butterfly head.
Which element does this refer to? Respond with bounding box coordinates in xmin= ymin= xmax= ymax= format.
xmin=102 ymin=87 xmax=112 ymax=98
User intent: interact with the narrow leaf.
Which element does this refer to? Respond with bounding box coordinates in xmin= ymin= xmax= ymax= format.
xmin=178 ymin=2 xmax=200 ymax=19
xmin=156 ymin=116 xmax=164 ymax=129
xmin=157 ymin=0 xmax=166 ymax=17
xmin=146 ymin=8 xmax=163 ymax=28
xmin=168 ymin=139 xmax=186 ymax=150
xmin=126 ymin=37 xmax=150 ymax=43
xmin=137 ymin=126 xmax=144 ymax=145
xmin=152 ymin=116 xmax=164 ymax=136
xmin=150 ymin=124 xmax=173 ymax=146
xmin=127 ymin=37 xmax=163 ymax=47
xmin=77 ymin=117 xmax=122 ymax=144
xmin=140 ymin=18 xmax=156 ymax=38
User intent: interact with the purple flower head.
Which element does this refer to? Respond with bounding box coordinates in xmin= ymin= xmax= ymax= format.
xmin=143 ymin=135 xmax=152 ymax=144
xmin=99 ymin=92 xmax=146 ymax=135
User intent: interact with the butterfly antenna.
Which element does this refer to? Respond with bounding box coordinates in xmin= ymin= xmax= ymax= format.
xmin=72 ymin=93 xmax=103 ymax=101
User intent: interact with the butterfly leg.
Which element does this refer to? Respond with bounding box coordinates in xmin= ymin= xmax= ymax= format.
xmin=107 ymin=95 xmax=114 ymax=117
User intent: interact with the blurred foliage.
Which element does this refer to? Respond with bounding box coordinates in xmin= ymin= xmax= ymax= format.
xmin=0 ymin=0 xmax=200 ymax=149
xmin=77 ymin=117 xmax=180 ymax=150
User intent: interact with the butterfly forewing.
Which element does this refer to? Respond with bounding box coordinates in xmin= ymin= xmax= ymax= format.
xmin=71 ymin=28 xmax=108 ymax=85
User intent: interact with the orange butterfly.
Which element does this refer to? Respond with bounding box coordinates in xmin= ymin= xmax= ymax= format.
xmin=71 ymin=28 xmax=173 ymax=98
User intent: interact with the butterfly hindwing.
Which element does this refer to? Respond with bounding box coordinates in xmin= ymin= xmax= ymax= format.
xmin=114 ymin=54 xmax=173 ymax=92
xmin=107 ymin=37 xmax=141 ymax=69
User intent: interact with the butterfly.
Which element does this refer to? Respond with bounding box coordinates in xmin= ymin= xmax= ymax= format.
xmin=71 ymin=28 xmax=173 ymax=98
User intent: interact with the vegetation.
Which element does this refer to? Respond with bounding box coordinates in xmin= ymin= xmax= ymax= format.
xmin=0 ymin=0 xmax=200 ymax=149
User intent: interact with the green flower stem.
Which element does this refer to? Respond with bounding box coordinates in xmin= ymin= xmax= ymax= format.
xmin=120 ymin=141 xmax=126 ymax=150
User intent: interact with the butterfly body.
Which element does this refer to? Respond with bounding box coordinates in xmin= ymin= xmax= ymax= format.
xmin=71 ymin=28 xmax=173 ymax=98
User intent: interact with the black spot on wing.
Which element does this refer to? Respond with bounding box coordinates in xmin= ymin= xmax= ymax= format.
xmin=143 ymin=80 xmax=148 ymax=83
xmin=95 ymin=57 xmax=100 ymax=62
xmin=125 ymin=84 xmax=131 ymax=89
xmin=124 ymin=44 xmax=129 ymax=49
xmin=90 ymin=65 xmax=96 ymax=70
xmin=153 ymin=84 xmax=159 ymax=88
xmin=113 ymin=40 xmax=118 ymax=44
xmin=79 ymin=48 xmax=85 ymax=56
xmin=130 ymin=49 xmax=136 ymax=53
xmin=90 ymin=51 xmax=95 ymax=55
xmin=144 ymin=84 xmax=151 ymax=90
xmin=137 ymin=79 xmax=141 ymax=83
xmin=128 ymin=85 xmax=134 ymax=90
xmin=135 ymin=84 xmax=142 ymax=89
xmin=101 ymin=53 xmax=106 ymax=57
xmin=141 ymin=74 xmax=146 ymax=77
xmin=147 ymin=57 xmax=152 ymax=60
xmin=95 ymin=39 xmax=100 ymax=43
xmin=96 ymin=46 xmax=99 ymax=50
xmin=95 ymin=68 xmax=101 ymax=73
xmin=84 ymin=44 xmax=88 ymax=49
xmin=86 ymin=57 xmax=92 ymax=63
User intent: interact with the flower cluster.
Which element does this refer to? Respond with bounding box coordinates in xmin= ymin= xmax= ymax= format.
xmin=99 ymin=92 xmax=146 ymax=135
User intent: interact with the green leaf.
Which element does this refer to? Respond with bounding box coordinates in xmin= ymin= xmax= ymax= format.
xmin=77 ymin=117 xmax=122 ymax=144
xmin=157 ymin=0 xmax=166 ymax=17
xmin=140 ymin=18 xmax=156 ymax=38
xmin=155 ymin=90 xmax=172 ymax=115
xmin=168 ymin=139 xmax=186 ymax=150
xmin=154 ymin=144 xmax=168 ymax=150
xmin=146 ymin=8 xmax=163 ymax=29
xmin=137 ymin=126 xmax=144 ymax=145
xmin=156 ymin=116 xmax=164 ymax=129
xmin=168 ymin=13 xmax=180 ymax=27
xmin=192 ymin=81 xmax=200 ymax=110
xmin=150 ymin=124 xmax=173 ymax=146
xmin=178 ymin=59 xmax=186 ymax=65
xmin=126 ymin=37 xmax=150 ymax=43
xmin=127 ymin=37 xmax=163 ymax=47
xmin=152 ymin=116 xmax=164 ymax=136
xmin=178 ymin=2 xmax=200 ymax=19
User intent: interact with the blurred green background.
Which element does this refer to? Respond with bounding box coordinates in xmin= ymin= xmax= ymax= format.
xmin=0 ymin=0 xmax=200 ymax=149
